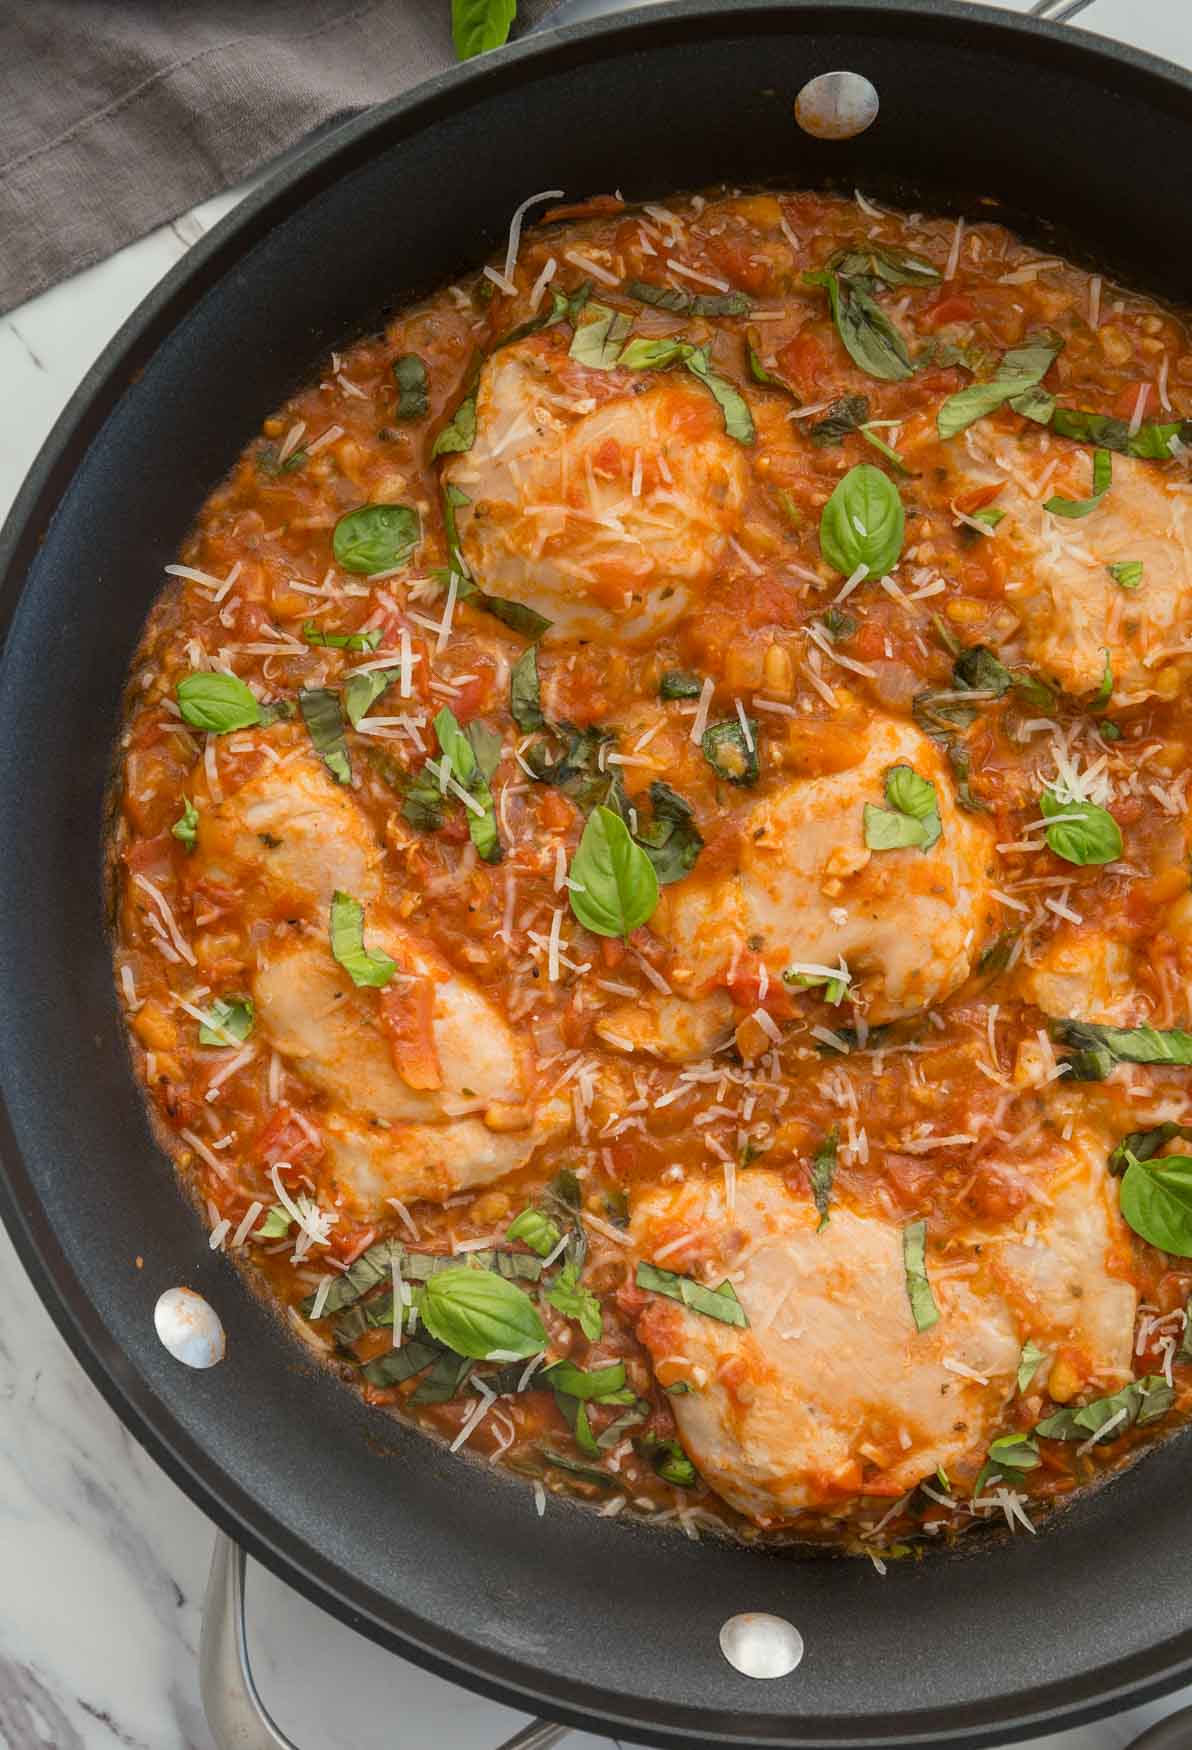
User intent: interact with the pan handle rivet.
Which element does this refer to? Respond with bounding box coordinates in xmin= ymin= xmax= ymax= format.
xmin=155 ymin=1286 xmax=226 ymax=1369
xmin=794 ymin=71 xmax=879 ymax=140
xmin=719 ymin=1613 xmax=804 ymax=1679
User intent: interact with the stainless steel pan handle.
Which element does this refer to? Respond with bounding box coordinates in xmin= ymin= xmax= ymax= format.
xmin=200 ymin=1532 xmax=569 ymax=1750
xmin=1030 ymin=0 xmax=1100 ymax=22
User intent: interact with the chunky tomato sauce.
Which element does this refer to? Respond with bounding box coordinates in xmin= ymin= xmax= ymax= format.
xmin=112 ymin=188 xmax=1192 ymax=1557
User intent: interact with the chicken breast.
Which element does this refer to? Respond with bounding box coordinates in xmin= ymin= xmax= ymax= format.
xmin=631 ymin=1171 xmax=1021 ymax=1522
xmin=1017 ymin=928 xmax=1143 ymax=1026
xmin=656 ymin=713 xmax=999 ymax=1023
xmin=442 ymin=338 xmax=749 ymax=643
xmin=958 ymin=427 xmax=1192 ymax=704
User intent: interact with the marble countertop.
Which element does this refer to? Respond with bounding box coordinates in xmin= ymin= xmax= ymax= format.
xmin=4 ymin=2 xmax=1192 ymax=1746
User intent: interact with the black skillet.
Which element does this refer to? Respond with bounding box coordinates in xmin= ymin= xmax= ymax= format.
xmin=3 ymin=3 xmax=1192 ymax=1745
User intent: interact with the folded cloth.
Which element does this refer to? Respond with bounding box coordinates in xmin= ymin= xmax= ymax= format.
xmin=0 ymin=0 xmax=554 ymax=316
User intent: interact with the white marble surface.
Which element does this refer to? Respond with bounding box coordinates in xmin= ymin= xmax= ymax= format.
xmin=4 ymin=2 xmax=1192 ymax=1746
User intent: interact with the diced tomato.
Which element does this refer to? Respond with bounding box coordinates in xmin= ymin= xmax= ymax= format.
xmin=543 ymin=194 xmax=625 ymax=223
xmin=539 ymin=789 xmax=577 ymax=833
xmin=705 ymin=235 xmax=771 ymax=294
xmin=776 ymin=330 xmax=830 ymax=400
xmin=953 ymin=481 xmax=1004 ymax=514
xmin=921 ymin=294 xmax=976 ymax=330
xmin=255 ymin=1107 xmax=322 ymax=1167
xmin=1112 ymin=381 xmax=1155 ymax=421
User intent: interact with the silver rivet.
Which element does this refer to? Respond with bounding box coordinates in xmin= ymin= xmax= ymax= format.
xmin=795 ymin=71 xmax=879 ymax=140
xmin=719 ymin=1613 xmax=804 ymax=1679
xmin=155 ymin=1287 xmax=226 ymax=1369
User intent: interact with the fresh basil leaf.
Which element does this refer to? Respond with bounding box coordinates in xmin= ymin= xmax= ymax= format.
xmin=332 ymin=504 xmax=420 ymax=574
xmin=570 ymin=303 xmax=633 ymax=370
xmin=361 ymin=1340 xmax=441 ymax=1389
xmin=301 ymin=622 xmax=382 ymax=652
xmin=542 ymin=1359 xmax=627 ymax=1401
xmin=1050 ymin=406 xmax=1192 ymax=460
xmin=329 ymin=889 xmax=396 ymax=988
xmin=785 ymin=967 xmax=850 ymax=1005
xmin=420 ymin=1264 xmax=546 ymax=1359
xmin=973 ymin=1431 xmax=1040 ymax=1499
xmin=902 ymin=1220 xmax=939 ymax=1332
xmin=432 ymin=396 xmax=477 ymax=457
xmin=494 ymin=284 xmax=585 ymax=351
xmin=948 ymin=742 xmax=988 ymax=814
xmin=198 ymin=996 xmax=254 ymax=1047
xmin=701 ymin=717 xmax=760 ymax=786
xmin=1120 ymin=1153 xmax=1192 ymax=1257
xmin=410 ymin=1349 xmax=476 ymax=1403
xmin=829 ymin=242 xmax=941 ymax=288
xmin=256 ymin=1205 xmax=293 ymax=1240
xmin=859 ymin=425 xmax=912 ymax=474
xmin=635 ymin=1261 xmax=749 ymax=1328
xmin=344 ymin=668 xmax=397 ymax=728
xmin=302 ymin=1239 xmax=401 ymax=1317
xmin=660 ymin=669 xmax=703 ymax=700
xmin=510 ymin=646 xmax=545 ymax=732
xmin=597 ymin=1401 xmax=651 ymax=1447
xmin=545 ymin=1260 xmax=603 ymax=1341
xmin=506 ymin=1207 xmax=561 ymax=1258
xmin=392 ymin=354 xmax=429 ymax=420
xmin=969 ymin=506 xmax=1007 ymax=532
xmin=618 ymin=336 xmax=697 ymax=371
xmin=1010 ymin=385 xmax=1056 ymax=426
xmin=434 ymin=706 xmax=502 ymax=864
xmin=1052 ymin=1019 xmax=1192 ymax=1073
xmin=554 ymin=1390 xmax=601 ymax=1457
xmin=176 ymin=672 xmax=261 ymax=733
xmin=633 ymin=780 xmax=703 ymax=885
xmin=604 ymin=1189 xmax=629 ymax=1227
xmin=936 ymin=333 xmax=1063 ymax=439
xmin=1040 ymin=788 xmax=1122 ymax=866
xmin=548 ymin=1167 xmax=582 ymax=1211
xmin=804 ymin=269 xmax=914 ymax=382
xmin=809 ymin=394 xmax=870 ymax=447
xmin=954 ymin=645 xmax=1011 ymax=695
xmin=1045 ymin=447 xmax=1112 ymax=518
xmin=172 ymin=796 xmax=199 ymax=852
xmin=539 ymin=1447 xmax=614 ymax=1486
xmin=1017 ymin=1340 xmax=1047 ymax=1394
xmin=1091 ymin=649 xmax=1114 ymax=709
xmin=257 ymin=442 xmax=307 ymax=476
xmin=636 ymin=1434 xmax=698 ymax=1487
xmin=401 ymin=768 xmax=445 ymax=832
xmin=819 ymin=464 xmax=904 ymax=580
xmin=684 ymin=348 xmax=755 ymax=443
xmin=299 ymin=686 xmax=351 ymax=784
xmin=526 ymin=722 xmax=623 ymax=815
xmin=1107 ymin=560 xmax=1144 ymax=590
xmin=451 ymin=0 xmax=516 ymax=58
xmin=569 ymin=803 xmax=659 ymax=938
xmin=478 ymin=594 xmax=552 ymax=639
xmin=623 ymin=278 xmax=751 ymax=318
xmin=865 ymin=765 xmax=941 ymax=853
xmin=821 ymin=607 xmax=857 ymax=642
xmin=811 ymin=1126 xmax=837 ymax=1231
xmin=1109 ymin=1122 xmax=1192 ymax=1177
xmin=1036 ymin=1375 xmax=1174 ymax=1441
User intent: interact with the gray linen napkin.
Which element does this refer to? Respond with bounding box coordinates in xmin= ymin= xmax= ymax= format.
xmin=0 ymin=0 xmax=554 ymax=316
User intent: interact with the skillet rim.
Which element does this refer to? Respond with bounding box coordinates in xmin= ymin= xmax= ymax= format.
xmin=4 ymin=3 xmax=1192 ymax=1743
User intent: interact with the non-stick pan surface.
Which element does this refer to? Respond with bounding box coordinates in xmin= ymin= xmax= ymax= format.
xmin=3 ymin=5 xmax=1192 ymax=1745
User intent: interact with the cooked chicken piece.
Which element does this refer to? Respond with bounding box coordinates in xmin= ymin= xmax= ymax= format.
xmin=319 ymin=1109 xmax=552 ymax=1213
xmin=442 ymin=338 xmax=749 ymax=643
xmin=656 ymin=714 xmax=999 ymax=1022
xmin=630 ymin=1171 xmax=1021 ymax=1522
xmin=958 ymin=427 xmax=1192 ymax=703
xmin=594 ymin=990 xmax=735 ymax=1063
xmin=195 ymin=755 xmax=381 ymax=920
xmin=1017 ymin=928 xmax=1143 ymax=1025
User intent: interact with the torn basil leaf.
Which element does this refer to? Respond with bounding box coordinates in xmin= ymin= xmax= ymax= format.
xmin=953 ymin=645 xmax=1011 ymax=695
xmin=1036 ymin=1375 xmax=1174 ymax=1441
xmin=452 ymin=0 xmax=516 ymax=58
xmin=299 ymin=686 xmax=352 ymax=784
xmin=198 ymin=996 xmax=254 ymax=1047
xmin=172 ymin=796 xmax=199 ymax=852
xmin=623 ymin=278 xmax=751 ymax=318
xmin=539 ymin=1448 xmax=614 ymax=1486
xmin=256 ymin=1205 xmax=293 ymax=1240
xmin=344 ymin=668 xmax=398 ymax=728
xmin=636 ymin=1261 xmax=749 ymax=1328
xmin=1109 ymin=1122 xmax=1192 ymax=1177
xmin=361 ymin=1340 xmax=440 ymax=1389
xmin=545 ymin=1260 xmax=603 ymax=1341
xmin=1092 ymin=649 xmax=1113 ymax=709
xmin=973 ymin=1431 xmax=1040 ymax=1499
xmin=570 ymin=303 xmax=633 ymax=369
xmin=176 ymin=672 xmax=261 ymax=733
xmin=633 ymin=780 xmax=703 ymax=885
xmin=864 ymin=765 xmax=941 ymax=852
xmin=636 ymin=1434 xmax=698 ymax=1487
xmin=301 ymin=622 xmax=383 ymax=652
xmin=332 ymin=503 xmax=420 ymax=574
xmin=820 ymin=464 xmax=904 ymax=580
xmin=401 ymin=768 xmax=445 ymax=832
xmin=510 ymin=646 xmax=545 ymax=732
xmin=1017 ymin=1340 xmax=1047 ymax=1394
xmin=684 ymin=347 xmax=755 ymax=443
xmin=1107 ymin=560 xmax=1144 ymax=590
xmin=392 ymin=354 xmax=429 ymax=421
xmin=1040 ymin=788 xmax=1122 ymax=867
xmin=1053 ymin=1019 xmax=1192 ymax=1076
xmin=936 ymin=333 xmax=1063 ymax=440
xmin=506 ymin=1206 xmax=561 ymax=1258
xmin=329 ymin=889 xmax=396 ymax=989
xmin=618 ymin=335 xmax=696 ymax=371
xmin=859 ymin=425 xmax=912 ymax=474
xmin=542 ymin=1359 xmax=627 ymax=1401
xmin=525 ymin=722 xmax=623 ymax=815
xmin=702 ymin=717 xmax=760 ymax=786
xmin=822 ymin=607 xmax=857 ymax=642
xmin=660 ymin=669 xmax=703 ymax=700
xmin=804 ymin=268 xmax=914 ymax=381
xmin=811 ymin=1125 xmax=838 ymax=1231
xmin=1044 ymin=447 xmax=1112 ymax=518
xmin=828 ymin=242 xmax=941 ymax=288
xmin=569 ymin=803 xmax=659 ymax=937
xmin=420 ymin=1265 xmax=546 ymax=1360
xmin=902 ymin=1220 xmax=939 ymax=1332
xmin=479 ymin=594 xmax=552 ymax=639
xmin=1050 ymin=405 xmax=1192 ymax=460
xmin=434 ymin=706 xmax=502 ymax=863
xmin=809 ymin=395 xmax=870 ymax=447
xmin=1119 ymin=1153 xmax=1192 ymax=1257
xmin=432 ymin=396 xmax=477 ymax=457
xmin=555 ymin=1390 xmax=601 ymax=1457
